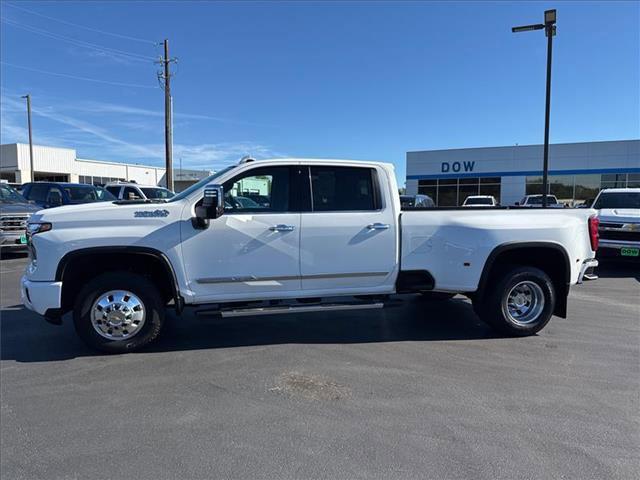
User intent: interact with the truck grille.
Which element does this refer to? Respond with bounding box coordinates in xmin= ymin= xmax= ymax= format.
xmin=599 ymin=230 xmax=640 ymax=242
xmin=0 ymin=214 xmax=29 ymax=232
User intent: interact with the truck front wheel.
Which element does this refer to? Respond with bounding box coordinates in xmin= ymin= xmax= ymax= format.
xmin=73 ymin=272 xmax=165 ymax=353
xmin=476 ymin=266 xmax=555 ymax=336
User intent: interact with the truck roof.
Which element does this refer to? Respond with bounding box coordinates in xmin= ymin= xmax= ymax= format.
xmin=244 ymin=157 xmax=395 ymax=170
xmin=598 ymin=187 xmax=640 ymax=193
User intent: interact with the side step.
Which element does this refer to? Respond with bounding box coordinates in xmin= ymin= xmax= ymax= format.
xmin=196 ymin=301 xmax=385 ymax=318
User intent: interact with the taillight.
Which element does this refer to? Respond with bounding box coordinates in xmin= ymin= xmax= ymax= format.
xmin=588 ymin=215 xmax=599 ymax=251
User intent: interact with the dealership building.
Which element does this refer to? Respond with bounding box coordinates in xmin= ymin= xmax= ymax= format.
xmin=0 ymin=143 xmax=212 ymax=191
xmin=406 ymin=139 xmax=640 ymax=206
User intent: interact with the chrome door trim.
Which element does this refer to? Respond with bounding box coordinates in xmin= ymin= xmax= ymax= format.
xmin=196 ymin=271 xmax=389 ymax=284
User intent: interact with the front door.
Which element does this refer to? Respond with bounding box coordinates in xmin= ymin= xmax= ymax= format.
xmin=181 ymin=165 xmax=302 ymax=303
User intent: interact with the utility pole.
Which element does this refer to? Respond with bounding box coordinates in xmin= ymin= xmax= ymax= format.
xmin=21 ymin=94 xmax=35 ymax=182
xmin=512 ymin=9 xmax=557 ymax=208
xmin=158 ymin=39 xmax=176 ymax=191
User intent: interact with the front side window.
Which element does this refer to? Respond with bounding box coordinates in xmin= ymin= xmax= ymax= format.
xmin=140 ymin=187 xmax=174 ymax=199
xmin=123 ymin=186 xmax=142 ymax=200
xmin=64 ymin=186 xmax=99 ymax=202
xmin=222 ymin=166 xmax=290 ymax=213
xmin=310 ymin=166 xmax=377 ymax=211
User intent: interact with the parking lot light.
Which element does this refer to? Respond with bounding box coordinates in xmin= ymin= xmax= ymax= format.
xmin=512 ymin=9 xmax=557 ymax=208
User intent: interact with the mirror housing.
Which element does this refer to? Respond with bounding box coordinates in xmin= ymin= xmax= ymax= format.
xmin=194 ymin=184 xmax=224 ymax=228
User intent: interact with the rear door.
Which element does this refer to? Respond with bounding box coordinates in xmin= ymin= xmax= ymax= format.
xmin=299 ymin=165 xmax=397 ymax=294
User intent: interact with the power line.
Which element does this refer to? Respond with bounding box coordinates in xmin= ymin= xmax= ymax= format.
xmin=1 ymin=62 xmax=158 ymax=89
xmin=4 ymin=2 xmax=157 ymax=45
xmin=2 ymin=18 xmax=156 ymax=63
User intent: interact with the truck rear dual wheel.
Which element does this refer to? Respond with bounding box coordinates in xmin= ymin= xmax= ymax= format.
xmin=73 ymin=272 xmax=165 ymax=353
xmin=475 ymin=266 xmax=555 ymax=336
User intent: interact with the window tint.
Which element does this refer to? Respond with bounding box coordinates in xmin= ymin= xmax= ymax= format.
xmin=140 ymin=187 xmax=174 ymax=199
xmin=25 ymin=183 xmax=49 ymax=202
xmin=46 ymin=187 xmax=64 ymax=204
xmin=310 ymin=166 xmax=377 ymax=211
xmin=64 ymin=186 xmax=99 ymax=202
xmin=123 ymin=186 xmax=142 ymax=200
xmin=105 ymin=186 xmax=121 ymax=197
xmin=222 ymin=166 xmax=290 ymax=212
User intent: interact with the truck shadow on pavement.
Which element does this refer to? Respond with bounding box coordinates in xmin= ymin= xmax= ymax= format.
xmin=0 ymin=296 xmax=500 ymax=363
xmin=596 ymin=258 xmax=640 ymax=282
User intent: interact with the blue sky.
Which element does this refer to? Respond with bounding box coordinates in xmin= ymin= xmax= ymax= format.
xmin=1 ymin=1 xmax=638 ymax=183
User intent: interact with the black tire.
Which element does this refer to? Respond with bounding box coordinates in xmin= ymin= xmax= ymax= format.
xmin=419 ymin=292 xmax=456 ymax=301
xmin=476 ymin=266 xmax=555 ymax=336
xmin=73 ymin=272 xmax=165 ymax=353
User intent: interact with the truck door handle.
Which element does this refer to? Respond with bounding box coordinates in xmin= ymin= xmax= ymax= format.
xmin=367 ymin=223 xmax=390 ymax=230
xmin=269 ymin=224 xmax=295 ymax=232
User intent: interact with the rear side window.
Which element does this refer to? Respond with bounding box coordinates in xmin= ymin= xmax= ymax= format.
xmin=310 ymin=166 xmax=379 ymax=211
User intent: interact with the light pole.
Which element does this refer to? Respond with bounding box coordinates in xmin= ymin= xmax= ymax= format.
xmin=21 ymin=94 xmax=35 ymax=182
xmin=512 ymin=9 xmax=557 ymax=208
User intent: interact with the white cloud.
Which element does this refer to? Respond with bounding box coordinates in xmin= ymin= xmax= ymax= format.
xmin=0 ymin=92 xmax=283 ymax=170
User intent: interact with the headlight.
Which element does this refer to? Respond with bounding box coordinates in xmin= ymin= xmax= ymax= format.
xmin=26 ymin=222 xmax=52 ymax=235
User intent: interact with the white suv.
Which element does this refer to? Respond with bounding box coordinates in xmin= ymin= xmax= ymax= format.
xmin=105 ymin=182 xmax=174 ymax=201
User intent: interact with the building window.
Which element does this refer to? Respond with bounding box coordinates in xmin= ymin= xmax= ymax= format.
xmin=601 ymin=173 xmax=627 ymax=189
xmin=418 ymin=177 xmax=501 ymax=206
xmin=628 ymin=174 xmax=640 ymax=188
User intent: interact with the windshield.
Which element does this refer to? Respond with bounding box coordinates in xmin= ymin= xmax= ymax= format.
xmin=140 ymin=187 xmax=175 ymax=199
xmin=169 ymin=166 xmax=235 ymax=202
xmin=593 ymin=192 xmax=640 ymax=209
xmin=0 ymin=184 xmax=26 ymax=203
xmin=465 ymin=197 xmax=492 ymax=205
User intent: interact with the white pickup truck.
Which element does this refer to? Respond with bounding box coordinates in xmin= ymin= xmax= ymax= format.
xmin=22 ymin=158 xmax=599 ymax=352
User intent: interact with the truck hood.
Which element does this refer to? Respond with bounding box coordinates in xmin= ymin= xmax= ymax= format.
xmin=0 ymin=202 xmax=41 ymax=215
xmin=30 ymin=200 xmax=178 ymax=223
xmin=597 ymin=208 xmax=640 ymax=224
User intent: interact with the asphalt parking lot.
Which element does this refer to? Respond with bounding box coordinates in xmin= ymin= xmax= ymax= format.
xmin=1 ymin=254 xmax=638 ymax=480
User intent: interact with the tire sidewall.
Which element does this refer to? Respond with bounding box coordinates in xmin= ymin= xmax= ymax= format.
xmin=485 ymin=267 xmax=555 ymax=335
xmin=74 ymin=273 xmax=165 ymax=353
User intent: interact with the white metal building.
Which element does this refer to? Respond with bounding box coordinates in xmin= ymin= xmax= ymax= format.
xmin=406 ymin=139 xmax=640 ymax=206
xmin=0 ymin=143 xmax=212 ymax=191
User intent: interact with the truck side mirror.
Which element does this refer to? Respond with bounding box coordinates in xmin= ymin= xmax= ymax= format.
xmin=514 ymin=202 xmax=520 ymax=206
xmin=194 ymin=184 xmax=224 ymax=228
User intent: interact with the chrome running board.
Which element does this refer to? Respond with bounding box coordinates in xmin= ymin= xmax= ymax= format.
xmin=197 ymin=301 xmax=385 ymax=318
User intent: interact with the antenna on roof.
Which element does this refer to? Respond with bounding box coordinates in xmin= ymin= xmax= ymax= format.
xmin=239 ymin=155 xmax=256 ymax=165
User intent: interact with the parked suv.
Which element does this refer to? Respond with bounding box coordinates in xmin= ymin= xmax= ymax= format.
xmin=21 ymin=182 xmax=116 ymax=208
xmin=0 ymin=183 xmax=40 ymax=251
xmin=592 ymin=188 xmax=640 ymax=258
xmin=105 ymin=182 xmax=174 ymax=201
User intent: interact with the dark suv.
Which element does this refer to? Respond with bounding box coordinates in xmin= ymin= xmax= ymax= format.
xmin=21 ymin=182 xmax=116 ymax=208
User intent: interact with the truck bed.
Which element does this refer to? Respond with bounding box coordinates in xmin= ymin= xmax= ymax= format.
xmin=400 ymin=208 xmax=596 ymax=292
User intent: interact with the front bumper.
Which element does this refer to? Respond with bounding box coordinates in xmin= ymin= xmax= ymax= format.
xmin=21 ymin=276 xmax=62 ymax=316
xmin=0 ymin=232 xmax=28 ymax=249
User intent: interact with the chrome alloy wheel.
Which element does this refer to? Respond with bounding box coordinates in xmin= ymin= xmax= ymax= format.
xmin=503 ymin=281 xmax=545 ymax=325
xmin=91 ymin=290 xmax=146 ymax=340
